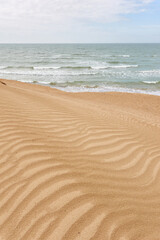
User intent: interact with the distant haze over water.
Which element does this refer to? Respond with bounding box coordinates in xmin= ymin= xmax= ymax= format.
xmin=0 ymin=44 xmax=160 ymax=95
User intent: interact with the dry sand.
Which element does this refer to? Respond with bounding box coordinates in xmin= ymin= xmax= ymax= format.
xmin=0 ymin=79 xmax=160 ymax=240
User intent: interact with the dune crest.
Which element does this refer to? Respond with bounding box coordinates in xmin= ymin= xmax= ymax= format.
xmin=0 ymin=79 xmax=160 ymax=240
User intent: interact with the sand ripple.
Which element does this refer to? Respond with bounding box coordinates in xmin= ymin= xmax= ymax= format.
xmin=0 ymin=79 xmax=160 ymax=240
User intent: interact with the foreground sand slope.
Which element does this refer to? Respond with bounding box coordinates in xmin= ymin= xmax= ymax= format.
xmin=0 ymin=79 xmax=160 ymax=240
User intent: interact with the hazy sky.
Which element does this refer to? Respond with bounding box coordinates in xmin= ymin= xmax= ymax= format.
xmin=0 ymin=0 xmax=159 ymax=43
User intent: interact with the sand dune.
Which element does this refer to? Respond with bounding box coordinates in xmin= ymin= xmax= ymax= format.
xmin=0 ymin=79 xmax=160 ymax=240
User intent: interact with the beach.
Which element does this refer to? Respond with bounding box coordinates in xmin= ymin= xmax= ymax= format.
xmin=0 ymin=78 xmax=160 ymax=239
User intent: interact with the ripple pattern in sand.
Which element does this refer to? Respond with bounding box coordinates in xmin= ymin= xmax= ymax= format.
xmin=0 ymin=81 xmax=160 ymax=240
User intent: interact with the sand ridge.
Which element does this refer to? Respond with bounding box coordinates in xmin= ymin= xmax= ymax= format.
xmin=0 ymin=79 xmax=160 ymax=240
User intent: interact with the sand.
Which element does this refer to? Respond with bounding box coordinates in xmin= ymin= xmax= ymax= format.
xmin=0 ymin=79 xmax=160 ymax=240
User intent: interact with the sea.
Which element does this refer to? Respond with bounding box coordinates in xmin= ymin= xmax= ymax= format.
xmin=0 ymin=43 xmax=160 ymax=95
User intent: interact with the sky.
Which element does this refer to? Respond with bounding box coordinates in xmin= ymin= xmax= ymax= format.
xmin=0 ymin=0 xmax=159 ymax=43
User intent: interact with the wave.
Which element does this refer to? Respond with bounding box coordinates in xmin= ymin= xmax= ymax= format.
xmin=92 ymin=65 xmax=138 ymax=69
xmin=71 ymin=53 xmax=87 ymax=56
xmin=16 ymin=79 xmax=160 ymax=96
xmin=0 ymin=70 xmax=99 ymax=77
xmin=108 ymin=61 xmax=126 ymax=64
xmin=142 ymin=81 xmax=160 ymax=84
xmin=47 ymin=80 xmax=160 ymax=88
xmin=35 ymin=66 xmax=94 ymax=70
xmin=35 ymin=66 xmax=102 ymax=70
xmin=34 ymin=66 xmax=60 ymax=70
xmin=53 ymin=84 xmax=160 ymax=96
xmin=49 ymin=81 xmax=100 ymax=89
xmin=60 ymin=66 xmax=92 ymax=70
xmin=0 ymin=64 xmax=138 ymax=72
xmin=138 ymin=70 xmax=160 ymax=77
xmin=0 ymin=66 xmax=34 ymax=70
xmin=109 ymin=65 xmax=138 ymax=69
xmin=104 ymin=54 xmax=130 ymax=58
xmin=140 ymin=70 xmax=160 ymax=74
xmin=117 ymin=55 xmax=130 ymax=57
xmin=33 ymin=79 xmax=160 ymax=95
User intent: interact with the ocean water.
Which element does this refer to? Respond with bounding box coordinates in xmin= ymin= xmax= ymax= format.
xmin=0 ymin=43 xmax=160 ymax=95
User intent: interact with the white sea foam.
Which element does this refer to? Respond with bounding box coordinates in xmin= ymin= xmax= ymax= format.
xmin=138 ymin=70 xmax=160 ymax=77
xmin=109 ymin=65 xmax=138 ymax=69
xmin=142 ymin=80 xmax=160 ymax=84
xmin=34 ymin=66 xmax=60 ymax=70
xmin=92 ymin=65 xmax=138 ymax=69
xmin=118 ymin=55 xmax=130 ymax=57
xmin=104 ymin=54 xmax=130 ymax=58
xmin=55 ymin=85 xmax=160 ymax=96
xmin=141 ymin=70 xmax=160 ymax=73
xmin=0 ymin=64 xmax=138 ymax=72
xmin=91 ymin=66 xmax=107 ymax=70
xmin=0 ymin=69 xmax=98 ymax=77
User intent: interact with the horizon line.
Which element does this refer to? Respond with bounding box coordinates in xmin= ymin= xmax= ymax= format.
xmin=0 ymin=42 xmax=160 ymax=44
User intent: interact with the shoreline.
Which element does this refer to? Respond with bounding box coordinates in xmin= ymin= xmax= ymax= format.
xmin=2 ymin=77 xmax=160 ymax=97
xmin=0 ymin=78 xmax=160 ymax=239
